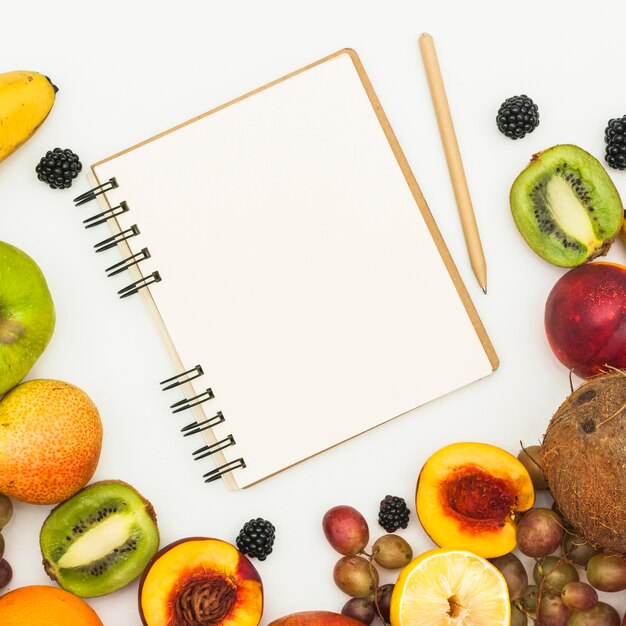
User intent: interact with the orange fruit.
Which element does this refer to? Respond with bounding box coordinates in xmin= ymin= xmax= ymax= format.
xmin=0 ymin=379 xmax=102 ymax=504
xmin=390 ymin=548 xmax=510 ymax=625
xmin=0 ymin=585 xmax=103 ymax=625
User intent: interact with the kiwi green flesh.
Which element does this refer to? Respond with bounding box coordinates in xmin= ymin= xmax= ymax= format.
xmin=511 ymin=144 xmax=623 ymax=267
xmin=40 ymin=481 xmax=159 ymax=598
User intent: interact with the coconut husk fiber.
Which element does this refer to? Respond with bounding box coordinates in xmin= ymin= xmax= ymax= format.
xmin=541 ymin=370 xmax=626 ymax=554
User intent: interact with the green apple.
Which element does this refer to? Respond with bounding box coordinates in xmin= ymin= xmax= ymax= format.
xmin=0 ymin=241 xmax=55 ymax=395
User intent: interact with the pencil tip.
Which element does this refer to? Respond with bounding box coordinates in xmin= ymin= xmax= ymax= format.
xmin=419 ymin=33 xmax=431 ymax=40
xmin=482 ymin=286 xmax=488 ymax=295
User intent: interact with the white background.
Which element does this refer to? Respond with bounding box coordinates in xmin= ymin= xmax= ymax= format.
xmin=1 ymin=1 xmax=625 ymax=624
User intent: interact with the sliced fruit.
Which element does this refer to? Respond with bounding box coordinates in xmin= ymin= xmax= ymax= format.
xmin=510 ymin=144 xmax=623 ymax=266
xmin=390 ymin=548 xmax=510 ymax=625
xmin=40 ymin=480 xmax=159 ymax=597
xmin=416 ymin=442 xmax=534 ymax=558
xmin=139 ymin=537 xmax=263 ymax=626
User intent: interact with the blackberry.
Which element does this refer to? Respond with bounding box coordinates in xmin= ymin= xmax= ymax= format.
xmin=604 ymin=115 xmax=626 ymax=170
xmin=496 ymin=95 xmax=539 ymax=140
xmin=236 ymin=517 xmax=275 ymax=560
xmin=378 ymin=495 xmax=410 ymax=533
xmin=36 ymin=147 xmax=82 ymax=189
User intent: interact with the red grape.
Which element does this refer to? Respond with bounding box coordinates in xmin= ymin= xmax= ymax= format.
xmin=341 ymin=598 xmax=375 ymax=624
xmin=561 ymin=581 xmax=598 ymax=611
xmin=490 ymin=553 xmax=528 ymax=600
xmin=0 ymin=559 xmax=12 ymax=589
xmin=323 ymin=506 xmax=369 ymax=556
xmin=516 ymin=508 xmax=564 ymax=557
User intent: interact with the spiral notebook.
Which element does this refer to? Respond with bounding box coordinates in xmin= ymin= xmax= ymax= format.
xmin=74 ymin=49 xmax=498 ymax=489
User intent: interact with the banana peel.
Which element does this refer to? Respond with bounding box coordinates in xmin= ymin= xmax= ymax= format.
xmin=0 ymin=71 xmax=57 ymax=164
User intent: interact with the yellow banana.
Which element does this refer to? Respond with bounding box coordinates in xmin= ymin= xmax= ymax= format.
xmin=0 ymin=71 xmax=57 ymax=164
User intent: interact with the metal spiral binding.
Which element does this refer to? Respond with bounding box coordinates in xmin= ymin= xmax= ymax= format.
xmin=95 ymin=225 xmax=140 ymax=252
xmin=106 ymin=248 xmax=151 ymax=277
xmin=160 ymin=365 xmax=204 ymax=391
xmin=161 ymin=365 xmax=245 ymax=483
xmin=181 ymin=411 xmax=225 ymax=437
xmin=170 ymin=388 xmax=214 ymax=414
xmin=74 ymin=178 xmax=119 ymax=206
xmin=118 ymin=271 xmax=162 ymax=299
xmin=203 ymin=459 xmax=246 ymax=483
xmin=74 ymin=180 xmax=162 ymax=300
xmin=193 ymin=435 xmax=235 ymax=461
xmin=84 ymin=201 xmax=129 ymax=228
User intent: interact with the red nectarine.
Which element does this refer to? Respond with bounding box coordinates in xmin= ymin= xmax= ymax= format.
xmin=544 ymin=262 xmax=626 ymax=378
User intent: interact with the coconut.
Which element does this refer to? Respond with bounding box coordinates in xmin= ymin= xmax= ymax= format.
xmin=541 ymin=370 xmax=626 ymax=554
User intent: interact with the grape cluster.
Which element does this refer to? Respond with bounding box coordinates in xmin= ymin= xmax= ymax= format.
xmin=0 ymin=494 xmax=13 ymax=589
xmin=322 ymin=500 xmax=413 ymax=625
xmin=493 ymin=444 xmax=626 ymax=626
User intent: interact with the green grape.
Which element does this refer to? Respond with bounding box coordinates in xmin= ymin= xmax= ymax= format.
xmin=566 ymin=601 xmax=621 ymax=626
xmin=533 ymin=556 xmax=578 ymax=592
xmin=0 ymin=494 xmax=12 ymax=529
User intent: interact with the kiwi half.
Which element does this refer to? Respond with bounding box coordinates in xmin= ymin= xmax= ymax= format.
xmin=510 ymin=144 xmax=623 ymax=266
xmin=40 ymin=480 xmax=159 ymax=597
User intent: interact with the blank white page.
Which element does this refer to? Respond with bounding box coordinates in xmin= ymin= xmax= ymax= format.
xmin=92 ymin=50 xmax=495 ymax=488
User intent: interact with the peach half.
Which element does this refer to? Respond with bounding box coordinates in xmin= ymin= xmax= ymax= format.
xmin=139 ymin=537 xmax=263 ymax=626
xmin=416 ymin=442 xmax=535 ymax=558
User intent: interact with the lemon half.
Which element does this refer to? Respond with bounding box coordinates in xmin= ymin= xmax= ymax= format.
xmin=390 ymin=548 xmax=510 ymax=625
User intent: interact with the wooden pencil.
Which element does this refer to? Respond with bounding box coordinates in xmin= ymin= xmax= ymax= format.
xmin=419 ymin=33 xmax=488 ymax=294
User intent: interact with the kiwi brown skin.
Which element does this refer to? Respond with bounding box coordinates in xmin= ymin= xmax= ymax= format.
xmin=510 ymin=144 xmax=624 ymax=267
xmin=40 ymin=479 xmax=160 ymax=597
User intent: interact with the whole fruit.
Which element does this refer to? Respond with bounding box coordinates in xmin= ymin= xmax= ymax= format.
xmin=541 ymin=371 xmax=626 ymax=553
xmin=517 ymin=445 xmax=548 ymax=490
xmin=268 ymin=612 xmax=362 ymax=626
xmin=0 ymin=494 xmax=13 ymax=528
xmin=375 ymin=584 xmax=394 ymax=624
xmin=562 ymin=531 xmax=597 ymax=567
xmin=0 ymin=585 xmax=103 ymax=625
xmin=516 ymin=508 xmax=564 ymax=557
xmin=567 ymin=602 xmax=621 ymax=626
xmin=0 ymin=241 xmax=55 ymax=395
xmin=323 ymin=505 xmax=369 ymax=556
xmin=537 ymin=593 xmax=569 ymax=626
xmin=0 ymin=72 xmax=57 ymax=164
xmin=544 ymin=263 xmax=626 ymax=378
xmin=371 ymin=534 xmax=412 ymax=569
xmin=341 ymin=598 xmax=375 ymax=624
xmin=533 ymin=557 xmax=578 ymax=592
xmin=561 ymin=582 xmax=598 ymax=611
xmin=510 ymin=602 xmax=528 ymax=626
xmin=489 ymin=553 xmax=528 ymax=599
xmin=0 ymin=559 xmax=12 ymax=588
xmin=333 ymin=555 xmax=378 ymax=598
xmin=586 ymin=554 xmax=626 ymax=592
xmin=0 ymin=380 xmax=102 ymax=504
xmin=519 ymin=585 xmax=539 ymax=613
